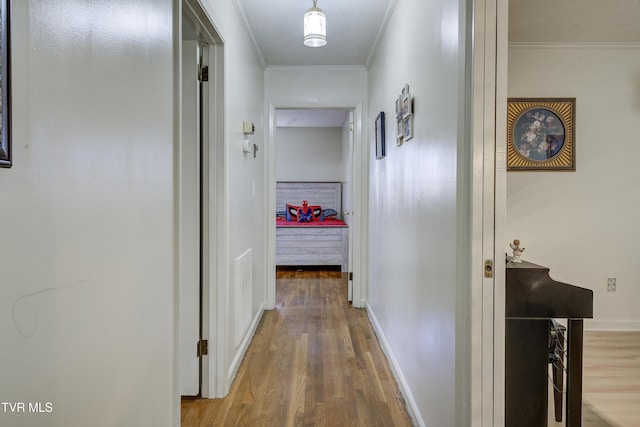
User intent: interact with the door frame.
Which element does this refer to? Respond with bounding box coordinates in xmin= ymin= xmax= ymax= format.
xmin=178 ymin=37 xmax=203 ymax=397
xmin=179 ymin=0 xmax=226 ymax=399
xmin=266 ymin=102 xmax=367 ymax=309
xmin=468 ymin=0 xmax=508 ymax=424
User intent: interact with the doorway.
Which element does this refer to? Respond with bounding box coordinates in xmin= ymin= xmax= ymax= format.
xmin=267 ymin=105 xmax=365 ymax=309
xmin=179 ymin=0 xmax=225 ymax=399
xmin=273 ymin=108 xmax=354 ymax=300
xmin=180 ymin=14 xmax=208 ymax=399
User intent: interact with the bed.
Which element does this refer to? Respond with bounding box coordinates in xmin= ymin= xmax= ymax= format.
xmin=276 ymin=181 xmax=349 ymax=271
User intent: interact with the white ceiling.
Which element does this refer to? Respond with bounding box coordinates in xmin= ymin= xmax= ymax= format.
xmin=234 ymin=0 xmax=639 ymax=127
xmin=235 ymin=0 xmax=393 ymax=67
xmin=234 ymin=0 xmax=640 ymax=69
xmin=509 ymin=0 xmax=640 ymax=43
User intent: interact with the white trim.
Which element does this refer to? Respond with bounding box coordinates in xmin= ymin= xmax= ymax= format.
xmin=469 ymin=0 xmax=506 ymax=424
xmin=173 ymin=1 xmax=182 ymax=424
xmin=265 ymin=103 xmax=277 ymax=310
xmin=227 ymin=302 xmax=266 ymax=382
xmin=350 ymin=102 xmax=367 ymax=309
xmin=265 ymin=65 xmax=367 ymax=72
xmin=493 ymin=0 xmax=508 ymax=424
xmin=232 ymin=0 xmax=267 ymax=70
xmin=181 ymin=0 xmax=228 ymax=399
xmin=585 ymin=320 xmax=640 ymax=332
xmin=364 ymin=0 xmax=398 ymax=70
xmin=367 ymin=305 xmax=422 ymax=427
xmin=509 ymin=41 xmax=640 ymax=49
xmin=265 ymin=99 xmax=366 ymax=311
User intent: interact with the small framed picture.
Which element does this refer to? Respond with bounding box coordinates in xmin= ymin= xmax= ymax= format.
xmin=403 ymin=115 xmax=413 ymax=141
xmin=375 ymin=112 xmax=385 ymax=159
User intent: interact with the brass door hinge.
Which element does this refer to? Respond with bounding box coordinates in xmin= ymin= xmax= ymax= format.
xmin=197 ymin=339 xmax=208 ymax=357
xmin=198 ymin=65 xmax=209 ymax=82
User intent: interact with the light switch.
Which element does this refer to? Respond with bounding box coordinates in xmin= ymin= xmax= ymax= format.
xmin=243 ymin=121 xmax=255 ymax=135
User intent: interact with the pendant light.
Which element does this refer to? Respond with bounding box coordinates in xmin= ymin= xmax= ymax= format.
xmin=303 ymin=0 xmax=326 ymax=47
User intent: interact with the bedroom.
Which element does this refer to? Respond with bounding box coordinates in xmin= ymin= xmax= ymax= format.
xmin=274 ymin=108 xmax=355 ymax=298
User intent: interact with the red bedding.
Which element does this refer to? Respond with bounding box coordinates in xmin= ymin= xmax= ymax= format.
xmin=276 ymin=217 xmax=347 ymax=227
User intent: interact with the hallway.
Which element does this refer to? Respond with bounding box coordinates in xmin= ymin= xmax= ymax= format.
xmin=181 ymin=269 xmax=413 ymax=426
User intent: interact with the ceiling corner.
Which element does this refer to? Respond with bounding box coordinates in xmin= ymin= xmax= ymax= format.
xmin=233 ymin=0 xmax=268 ymax=70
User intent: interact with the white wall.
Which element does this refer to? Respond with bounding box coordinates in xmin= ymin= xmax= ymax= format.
xmin=0 ymin=1 xmax=176 ymax=426
xmin=200 ymin=0 xmax=267 ymax=394
xmin=265 ymin=67 xmax=367 ymax=108
xmin=507 ymin=44 xmax=640 ymax=330
xmin=276 ymin=127 xmax=344 ymax=181
xmin=366 ymin=0 xmax=469 ymax=425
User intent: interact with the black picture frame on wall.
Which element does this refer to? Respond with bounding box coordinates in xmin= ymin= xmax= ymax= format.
xmin=0 ymin=0 xmax=11 ymax=168
xmin=375 ymin=112 xmax=385 ymax=159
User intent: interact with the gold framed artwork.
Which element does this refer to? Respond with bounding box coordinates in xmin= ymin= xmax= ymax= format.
xmin=507 ymin=98 xmax=575 ymax=171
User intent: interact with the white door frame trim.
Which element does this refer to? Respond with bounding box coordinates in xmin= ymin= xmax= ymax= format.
xmin=180 ymin=0 xmax=227 ymax=399
xmin=265 ymin=102 xmax=367 ymax=310
xmin=469 ymin=0 xmax=507 ymax=424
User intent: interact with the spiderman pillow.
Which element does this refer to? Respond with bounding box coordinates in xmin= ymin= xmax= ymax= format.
xmin=286 ymin=200 xmax=322 ymax=222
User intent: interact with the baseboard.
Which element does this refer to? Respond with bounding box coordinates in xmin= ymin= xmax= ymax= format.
xmin=366 ymin=304 xmax=424 ymax=427
xmin=585 ymin=319 xmax=640 ymax=332
xmin=227 ymin=301 xmax=266 ymax=383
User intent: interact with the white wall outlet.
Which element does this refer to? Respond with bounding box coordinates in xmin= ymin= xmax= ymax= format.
xmin=607 ymin=278 xmax=616 ymax=292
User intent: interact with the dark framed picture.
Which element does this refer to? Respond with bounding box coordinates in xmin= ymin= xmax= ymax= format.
xmin=507 ymin=98 xmax=575 ymax=171
xmin=0 ymin=0 xmax=10 ymax=168
xmin=375 ymin=112 xmax=385 ymax=159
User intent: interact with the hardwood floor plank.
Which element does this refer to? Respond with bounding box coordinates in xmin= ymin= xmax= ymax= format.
xmin=182 ymin=269 xmax=412 ymax=426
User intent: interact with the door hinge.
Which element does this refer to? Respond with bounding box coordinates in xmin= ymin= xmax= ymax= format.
xmin=349 ymin=122 xmax=354 ymax=132
xmin=198 ymin=65 xmax=209 ymax=82
xmin=197 ymin=339 xmax=208 ymax=357
xmin=349 ymin=272 xmax=353 ymax=281
xmin=484 ymin=259 xmax=494 ymax=278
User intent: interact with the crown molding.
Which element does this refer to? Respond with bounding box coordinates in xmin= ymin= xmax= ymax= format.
xmin=365 ymin=0 xmax=399 ymax=70
xmin=232 ymin=0 xmax=267 ymax=70
xmin=509 ymin=41 xmax=640 ymax=49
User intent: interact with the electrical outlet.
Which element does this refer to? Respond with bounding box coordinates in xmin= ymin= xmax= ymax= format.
xmin=607 ymin=278 xmax=616 ymax=292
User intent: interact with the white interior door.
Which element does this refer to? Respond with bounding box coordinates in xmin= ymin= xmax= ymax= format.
xmin=179 ymin=39 xmax=201 ymax=396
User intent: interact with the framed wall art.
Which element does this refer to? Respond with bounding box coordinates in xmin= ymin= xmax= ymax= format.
xmin=395 ymin=84 xmax=414 ymax=146
xmin=375 ymin=112 xmax=385 ymax=159
xmin=507 ymin=98 xmax=575 ymax=171
xmin=0 ymin=0 xmax=11 ymax=168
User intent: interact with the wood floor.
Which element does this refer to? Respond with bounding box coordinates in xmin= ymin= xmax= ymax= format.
xmin=549 ymin=331 xmax=640 ymax=427
xmin=181 ymin=269 xmax=413 ymax=426
xmin=182 ymin=270 xmax=640 ymax=426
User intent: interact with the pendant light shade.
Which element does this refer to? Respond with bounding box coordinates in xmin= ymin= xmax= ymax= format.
xmin=304 ymin=0 xmax=326 ymax=47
